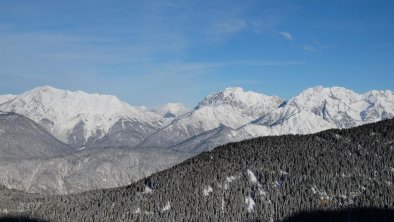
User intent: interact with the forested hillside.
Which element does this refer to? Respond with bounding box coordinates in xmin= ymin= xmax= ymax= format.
xmin=1 ymin=119 xmax=393 ymax=222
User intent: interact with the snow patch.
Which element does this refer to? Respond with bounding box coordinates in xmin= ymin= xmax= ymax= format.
xmin=275 ymin=180 xmax=283 ymax=188
xmin=333 ymin=133 xmax=342 ymax=139
xmin=143 ymin=186 xmax=153 ymax=194
xmin=161 ymin=201 xmax=171 ymax=212
xmin=259 ymin=189 xmax=267 ymax=196
xmin=311 ymin=185 xmax=330 ymax=200
xmin=203 ymin=185 xmax=213 ymax=196
xmin=245 ymin=195 xmax=255 ymax=212
xmin=339 ymin=194 xmax=348 ymax=199
xmin=280 ymin=170 xmax=288 ymax=176
xmin=224 ymin=176 xmax=236 ymax=189
xmin=311 ymin=186 xmax=317 ymax=194
xmin=247 ymin=169 xmax=258 ymax=183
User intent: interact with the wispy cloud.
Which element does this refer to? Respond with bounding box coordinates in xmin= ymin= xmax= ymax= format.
xmin=374 ymin=43 xmax=394 ymax=48
xmin=279 ymin=31 xmax=293 ymax=40
xmin=214 ymin=19 xmax=248 ymax=34
xmin=0 ymin=0 xmax=304 ymax=106
xmin=302 ymin=38 xmax=333 ymax=53
xmin=224 ymin=60 xmax=304 ymax=66
xmin=302 ymin=45 xmax=316 ymax=53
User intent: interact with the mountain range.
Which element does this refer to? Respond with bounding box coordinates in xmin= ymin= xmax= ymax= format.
xmin=171 ymin=86 xmax=394 ymax=153
xmin=0 ymin=85 xmax=393 ymax=194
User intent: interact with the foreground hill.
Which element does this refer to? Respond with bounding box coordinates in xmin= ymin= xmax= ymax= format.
xmin=1 ymin=118 xmax=393 ymax=221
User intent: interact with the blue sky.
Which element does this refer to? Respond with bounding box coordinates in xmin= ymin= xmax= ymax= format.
xmin=0 ymin=0 xmax=393 ymax=107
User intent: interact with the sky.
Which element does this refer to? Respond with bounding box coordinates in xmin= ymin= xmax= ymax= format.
xmin=0 ymin=0 xmax=393 ymax=107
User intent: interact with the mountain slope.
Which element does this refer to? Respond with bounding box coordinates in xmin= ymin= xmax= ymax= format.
xmin=139 ymin=87 xmax=283 ymax=148
xmin=2 ymin=118 xmax=393 ymax=221
xmin=0 ymin=112 xmax=72 ymax=160
xmin=84 ymin=118 xmax=161 ymax=148
xmin=170 ymin=125 xmax=237 ymax=154
xmin=0 ymin=95 xmax=15 ymax=105
xmin=0 ymin=86 xmax=164 ymax=148
xmin=0 ymin=147 xmax=190 ymax=194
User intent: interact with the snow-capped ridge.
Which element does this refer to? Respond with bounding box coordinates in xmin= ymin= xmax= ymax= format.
xmin=0 ymin=86 xmax=164 ymax=148
xmin=286 ymin=86 xmax=394 ymax=124
xmin=169 ymin=85 xmax=394 ymax=154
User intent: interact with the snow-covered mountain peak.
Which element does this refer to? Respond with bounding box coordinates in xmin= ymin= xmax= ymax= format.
xmin=289 ymin=86 xmax=361 ymax=108
xmin=151 ymin=103 xmax=190 ymax=118
xmin=196 ymin=87 xmax=283 ymax=119
xmin=198 ymin=87 xmax=272 ymax=106
xmin=29 ymin=85 xmax=62 ymax=94
xmin=221 ymin=86 xmax=244 ymax=96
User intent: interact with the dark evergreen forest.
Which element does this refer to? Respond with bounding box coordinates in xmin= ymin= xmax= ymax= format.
xmin=1 ymin=119 xmax=393 ymax=222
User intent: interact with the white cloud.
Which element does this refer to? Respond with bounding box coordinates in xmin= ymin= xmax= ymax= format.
xmin=279 ymin=31 xmax=293 ymax=40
